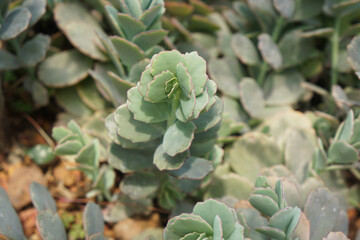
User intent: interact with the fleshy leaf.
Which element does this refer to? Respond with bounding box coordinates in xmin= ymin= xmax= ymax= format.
xmin=0 ymin=8 xmax=31 ymax=40
xmin=153 ymin=144 xmax=189 ymax=170
xmin=83 ymin=202 xmax=105 ymax=239
xmin=232 ymin=33 xmax=260 ymax=65
xmin=133 ymin=30 xmax=168 ymax=51
xmin=30 ymin=183 xmax=57 ymax=213
xmin=163 ymin=121 xmax=196 ymax=156
xmin=170 ymin=157 xmax=213 ymax=179
xmin=127 ymin=86 xmax=170 ymax=123
xmin=18 ymin=34 xmax=51 ymax=67
xmin=0 ymin=187 xmax=26 ymax=240
xmin=39 ymin=50 xmax=92 ymax=87
xmin=114 ymin=105 xmax=166 ymax=142
xmin=120 ymin=172 xmax=160 ymax=200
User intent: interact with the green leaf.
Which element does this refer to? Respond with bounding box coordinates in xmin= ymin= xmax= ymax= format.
xmin=27 ymin=144 xmax=55 ymax=165
xmin=18 ymin=34 xmax=51 ymax=67
xmin=193 ymin=96 xmax=223 ymax=132
xmin=36 ymin=210 xmax=67 ymax=240
xmin=227 ymin=132 xmax=282 ymax=182
xmin=108 ymin=143 xmax=154 ymax=173
xmin=249 ymin=194 xmax=280 ymax=217
xmin=121 ymin=0 xmax=143 ymax=18
xmin=76 ymin=140 xmax=100 ymax=179
xmin=31 ymin=80 xmax=49 ymax=107
xmin=133 ymin=30 xmax=168 ymax=51
xmin=279 ymin=31 xmax=317 ymax=68
xmin=165 ymin=2 xmax=194 ymax=17
xmin=54 ymin=3 xmax=107 ymax=61
xmin=163 ymin=121 xmax=196 ymax=156
xmin=231 ymin=33 xmax=260 ymax=65
xmin=114 ymin=105 xmax=166 ymax=143
xmin=149 ymin=50 xmax=183 ymax=76
xmin=263 ymin=70 xmax=304 ymax=105
xmin=171 ymin=214 xmax=213 ymax=236
xmin=208 ymin=57 xmax=243 ymax=98
xmin=146 ymin=71 xmax=175 ymax=102
xmin=205 ymin=173 xmax=253 ymax=200
xmin=0 ymin=7 xmax=31 ymax=40
xmin=188 ymin=15 xmax=220 ymax=33
xmin=253 ymin=188 xmax=279 ymax=203
xmin=170 ymin=157 xmax=213 ymax=179
xmin=76 ymin=79 xmax=108 ymax=111
xmin=256 ymin=227 xmax=286 ymax=240
xmin=22 ymin=0 xmax=47 ymax=26
xmin=61 ymin=21 xmax=107 ymax=61
xmin=83 ymin=202 xmax=105 ymax=239
xmin=193 ymin=199 xmax=238 ymax=239
xmin=139 ymin=4 xmax=164 ymax=28
xmin=0 ymin=187 xmax=26 ymax=240
xmin=328 ymin=140 xmax=358 ymax=164
xmin=293 ymin=0 xmax=323 ymax=20
xmin=39 ymin=50 xmax=92 ymax=87
xmin=120 ymin=172 xmax=160 ymax=200
xmin=89 ymin=63 xmax=126 ymax=106
xmin=213 ymin=215 xmax=223 ymax=240
xmin=55 ymin=140 xmax=83 ymax=155
xmin=178 ymin=91 xmax=196 ymax=121
xmin=117 ymin=13 xmax=146 ymax=40
xmin=111 ymin=36 xmax=145 ymax=68
xmin=273 ymin=0 xmax=295 ymax=18
xmin=127 ymin=87 xmax=170 ymax=123
xmin=30 ymin=182 xmax=57 ymax=213
xmin=182 ymin=51 xmax=207 ymax=95
xmin=54 ymin=87 xmax=93 ymax=116
xmin=0 ymin=49 xmax=19 ymax=70
xmin=239 ymin=78 xmax=264 ymax=119
xmin=348 ymin=36 xmax=360 ymax=78
xmin=304 ymin=188 xmax=340 ymax=240
xmin=268 ymin=207 xmax=301 ymax=236
xmin=258 ymin=33 xmax=282 ymax=69
xmin=153 ymin=144 xmax=189 ymax=170
xmin=334 ymin=110 xmax=354 ymax=142
xmin=284 ymin=129 xmax=315 ymax=183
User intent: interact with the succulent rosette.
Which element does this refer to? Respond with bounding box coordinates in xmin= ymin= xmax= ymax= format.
xmin=164 ymin=199 xmax=245 ymax=240
xmin=107 ymin=50 xmax=223 ymax=176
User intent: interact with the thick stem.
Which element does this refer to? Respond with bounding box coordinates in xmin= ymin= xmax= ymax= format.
xmin=257 ymin=17 xmax=284 ymax=86
xmin=331 ymin=17 xmax=341 ymax=89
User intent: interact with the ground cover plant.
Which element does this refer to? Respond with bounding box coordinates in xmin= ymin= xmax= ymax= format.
xmin=1 ymin=0 xmax=360 ymax=239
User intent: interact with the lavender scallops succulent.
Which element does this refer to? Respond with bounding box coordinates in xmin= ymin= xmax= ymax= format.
xmin=107 ymin=50 xmax=222 ymax=176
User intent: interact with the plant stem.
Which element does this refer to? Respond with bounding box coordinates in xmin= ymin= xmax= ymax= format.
xmin=257 ymin=17 xmax=284 ymax=86
xmin=331 ymin=17 xmax=341 ymax=89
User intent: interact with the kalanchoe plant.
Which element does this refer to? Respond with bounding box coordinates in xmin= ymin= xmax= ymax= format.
xmin=106 ymin=49 xmax=222 ymax=209
xmin=0 ymin=183 xmax=105 ymax=240
xmin=0 ymin=0 xmax=50 ymax=107
xmin=163 ymin=199 xmax=245 ymax=240
xmin=107 ymin=49 xmax=222 ymax=174
xmin=248 ymin=176 xmax=301 ymax=240
xmin=313 ymin=109 xmax=360 ymax=177
xmin=52 ymin=120 xmax=115 ymax=200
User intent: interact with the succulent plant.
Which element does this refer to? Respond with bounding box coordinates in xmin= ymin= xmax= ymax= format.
xmin=106 ymin=49 xmax=222 ymax=209
xmin=312 ymin=109 xmax=360 ymax=178
xmin=164 ymin=199 xmax=245 ymax=240
xmin=0 ymin=183 xmax=105 ymax=240
xmin=52 ymin=120 xmax=115 ymax=200
xmin=107 ymin=49 xmax=221 ymax=174
xmin=247 ymin=176 xmax=301 ymax=240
